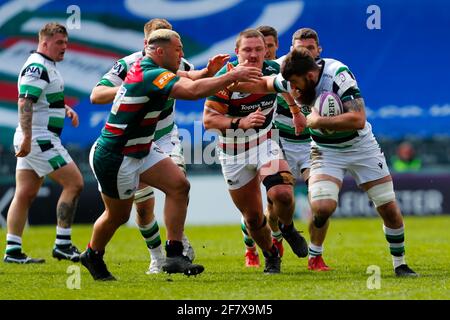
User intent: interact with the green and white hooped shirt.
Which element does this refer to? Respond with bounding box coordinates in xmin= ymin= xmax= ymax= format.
xmin=274 ymin=58 xmax=375 ymax=150
xmin=17 ymin=51 xmax=66 ymax=138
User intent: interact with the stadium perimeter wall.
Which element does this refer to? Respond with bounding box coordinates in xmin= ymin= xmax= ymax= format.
xmin=0 ymin=173 xmax=449 ymax=227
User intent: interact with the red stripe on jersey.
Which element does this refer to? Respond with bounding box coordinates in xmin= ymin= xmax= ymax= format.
xmin=122 ymin=142 xmax=152 ymax=155
xmin=105 ymin=123 xmax=124 ymax=135
xmin=125 ymin=59 xmax=143 ymax=83
xmin=118 ymin=103 xmax=145 ymax=112
xmin=140 ymin=117 xmax=159 ymax=126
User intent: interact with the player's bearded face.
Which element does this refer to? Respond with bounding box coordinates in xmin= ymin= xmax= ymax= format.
xmin=299 ymin=77 xmax=317 ymax=105
xmin=290 ymin=74 xmax=316 ymax=105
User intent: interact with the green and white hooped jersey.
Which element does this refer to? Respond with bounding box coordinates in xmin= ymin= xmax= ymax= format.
xmin=17 ymin=52 xmax=66 ymax=137
xmin=274 ymin=58 xmax=374 ymax=150
xmin=272 ymin=55 xmax=310 ymax=143
xmin=97 ymin=51 xmax=194 ymax=141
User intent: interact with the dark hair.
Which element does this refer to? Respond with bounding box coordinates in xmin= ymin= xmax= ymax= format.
xmin=281 ymin=47 xmax=319 ymax=80
xmin=256 ymin=25 xmax=278 ymax=43
xmin=292 ymin=27 xmax=319 ymax=46
xmin=235 ymin=29 xmax=265 ymax=48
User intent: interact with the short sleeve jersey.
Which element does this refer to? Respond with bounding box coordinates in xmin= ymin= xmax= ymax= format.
xmin=205 ymin=60 xmax=280 ymax=150
xmin=274 ymin=58 xmax=370 ymax=149
xmin=17 ymin=52 xmax=66 ymax=137
xmin=97 ymin=52 xmax=194 ymax=141
xmin=97 ymin=57 xmax=180 ymax=158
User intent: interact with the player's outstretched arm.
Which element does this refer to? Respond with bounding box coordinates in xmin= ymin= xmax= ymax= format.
xmin=307 ymin=97 xmax=366 ymax=131
xmin=90 ymin=85 xmax=120 ymax=104
xmin=228 ymin=75 xmax=277 ymax=94
xmin=178 ymin=54 xmax=231 ymax=80
xmin=170 ymin=65 xmax=262 ymax=100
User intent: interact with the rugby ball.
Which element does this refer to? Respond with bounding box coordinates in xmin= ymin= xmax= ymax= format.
xmin=313 ymin=92 xmax=344 ymax=135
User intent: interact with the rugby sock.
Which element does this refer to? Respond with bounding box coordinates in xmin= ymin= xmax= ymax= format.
xmin=383 ymin=225 xmax=406 ymax=268
xmin=55 ymin=227 xmax=72 ymax=249
xmin=241 ymin=217 xmax=256 ymax=248
xmin=271 ymin=230 xmax=283 ymax=242
xmin=308 ymin=243 xmax=323 ymax=259
xmin=138 ymin=219 xmax=162 ymax=249
xmin=6 ymin=234 xmax=22 ymax=256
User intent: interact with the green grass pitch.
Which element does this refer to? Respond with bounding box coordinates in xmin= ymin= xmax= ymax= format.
xmin=0 ymin=216 xmax=449 ymax=300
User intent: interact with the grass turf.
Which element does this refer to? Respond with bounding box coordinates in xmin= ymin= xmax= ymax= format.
xmin=0 ymin=216 xmax=449 ymax=300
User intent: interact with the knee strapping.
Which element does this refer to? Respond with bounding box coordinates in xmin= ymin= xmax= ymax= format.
xmin=262 ymin=171 xmax=295 ymax=192
xmin=134 ymin=186 xmax=154 ymax=203
xmin=367 ymin=181 xmax=395 ymax=207
xmin=309 ymin=180 xmax=340 ymax=202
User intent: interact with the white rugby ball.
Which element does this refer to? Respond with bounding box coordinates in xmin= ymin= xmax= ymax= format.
xmin=313 ymin=92 xmax=344 ymax=135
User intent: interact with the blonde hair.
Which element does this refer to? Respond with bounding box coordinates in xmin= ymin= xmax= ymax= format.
xmin=146 ymin=29 xmax=180 ymax=44
xmin=143 ymin=18 xmax=172 ymax=39
xmin=38 ymin=22 xmax=68 ymax=42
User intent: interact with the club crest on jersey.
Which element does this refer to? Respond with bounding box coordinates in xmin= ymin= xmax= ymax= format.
xmin=153 ymin=71 xmax=176 ymax=89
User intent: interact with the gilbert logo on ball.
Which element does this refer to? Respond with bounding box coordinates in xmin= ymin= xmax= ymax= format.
xmin=313 ymin=92 xmax=344 ymax=135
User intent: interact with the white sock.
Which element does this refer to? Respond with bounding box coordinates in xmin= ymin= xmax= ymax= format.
xmin=55 ymin=226 xmax=72 ymax=247
xmin=308 ymin=243 xmax=323 ymax=258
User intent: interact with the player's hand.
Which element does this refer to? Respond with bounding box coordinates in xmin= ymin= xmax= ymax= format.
xmin=241 ymin=107 xmax=266 ymax=129
xmin=16 ymin=137 xmax=31 ymax=157
xmin=230 ymin=60 xmax=262 ymax=83
xmin=65 ymin=105 xmax=79 ymax=128
xmin=206 ymin=54 xmax=231 ymax=76
xmin=292 ymin=112 xmax=306 ymax=136
xmin=306 ymin=108 xmax=320 ymax=129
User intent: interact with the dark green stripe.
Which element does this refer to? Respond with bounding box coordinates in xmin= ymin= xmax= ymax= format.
xmin=46 ymin=92 xmax=64 ymax=103
xmin=146 ymin=238 xmax=161 ymax=249
xmin=140 ymin=223 xmax=159 ymax=238
xmin=5 ymin=247 xmax=21 ymax=255
xmin=98 ymin=78 xmax=114 ymax=87
xmin=244 ymin=237 xmax=255 ymax=247
xmin=19 ymin=84 xmax=42 ymax=99
xmin=335 ymin=66 xmax=350 ymax=76
xmin=390 ymin=247 xmax=405 ymax=256
xmin=48 ymin=117 xmax=64 ymax=128
xmin=385 ymin=234 xmax=404 ymax=240
xmin=154 ymin=122 xmax=174 ymax=141
xmin=48 ymin=155 xmax=67 ymax=170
